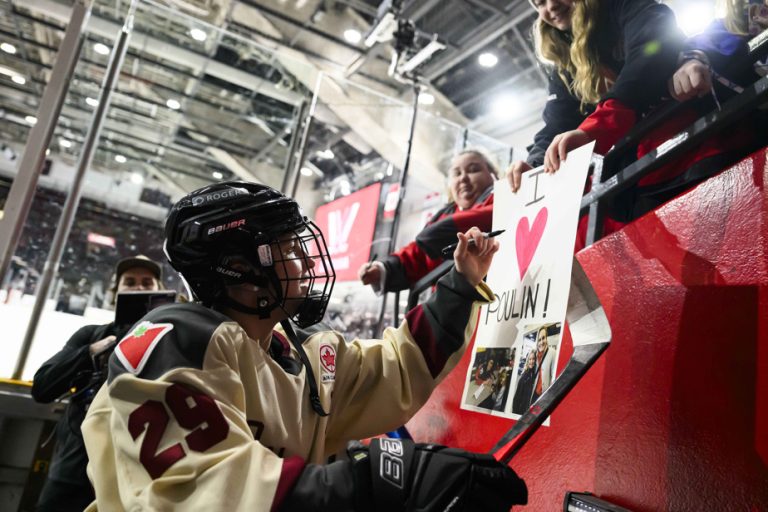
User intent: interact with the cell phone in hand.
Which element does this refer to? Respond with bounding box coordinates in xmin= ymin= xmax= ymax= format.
xmin=115 ymin=290 xmax=177 ymax=328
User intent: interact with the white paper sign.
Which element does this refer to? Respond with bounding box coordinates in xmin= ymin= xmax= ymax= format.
xmin=460 ymin=142 xmax=594 ymax=421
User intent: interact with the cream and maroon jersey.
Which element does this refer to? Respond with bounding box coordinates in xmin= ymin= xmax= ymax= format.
xmin=81 ymin=268 xmax=492 ymax=511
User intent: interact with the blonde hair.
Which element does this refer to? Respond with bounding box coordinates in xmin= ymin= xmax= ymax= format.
xmin=445 ymin=148 xmax=499 ymax=204
xmin=456 ymin=148 xmax=500 ymax=179
xmin=719 ymin=0 xmax=749 ymax=35
xmin=533 ymin=0 xmax=607 ymax=108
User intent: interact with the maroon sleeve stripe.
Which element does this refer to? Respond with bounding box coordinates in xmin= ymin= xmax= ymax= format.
xmin=270 ymin=456 xmax=305 ymax=511
xmin=404 ymin=305 xmax=445 ymax=378
xmin=405 ymin=268 xmax=486 ymax=377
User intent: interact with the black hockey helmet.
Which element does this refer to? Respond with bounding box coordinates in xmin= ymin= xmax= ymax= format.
xmin=164 ymin=181 xmax=335 ymax=327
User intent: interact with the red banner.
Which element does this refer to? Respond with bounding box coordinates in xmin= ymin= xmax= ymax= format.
xmin=314 ymin=183 xmax=381 ymax=281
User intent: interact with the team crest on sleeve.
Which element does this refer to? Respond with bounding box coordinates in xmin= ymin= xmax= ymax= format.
xmin=319 ymin=344 xmax=336 ymax=383
xmin=115 ymin=321 xmax=174 ymax=374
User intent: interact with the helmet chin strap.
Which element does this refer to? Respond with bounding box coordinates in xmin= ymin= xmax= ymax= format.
xmin=213 ymin=259 xmax=328 ymax=416
xmin=280 ymin=319 xmax=328 ymax=417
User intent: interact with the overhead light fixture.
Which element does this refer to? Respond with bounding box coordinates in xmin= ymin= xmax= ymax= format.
xmin=300 ymin=167 xmax=313 ymax=176
xmin=311 ymin=5 xmax=326 ymax=24
xmin=418 ymin=92 xmax=435 ymax=105
xmin=399 ymin=36 xmax=446 ymax=74
xmin=115 ymin=154 xmax=127 ymax=163
xmin=316 ymin=148 xmax=335 ymax=160
xmin=676 ymin=3 xmax=714 ymax=36
xmin=130 ymin=172 xmax=144 ymax=184
xmin=0 ymin=65 xmax=25 ymax=84
xmin=166 ymin=98 xmax=181 ymax=110
xmin=59 ymin=138 xmax=73 ymax=148
xmin=0 ymin=42 xmax=16 ymax=54
xmin=24 ymin=115 xmax=37 ymax=125
xmin=343 ymin=29 xmax=362 ymax=44
xmin=93 ymin=43 xmax=110 ymax=55
xmin=478 ymin=52 xmax=499 ymax=68
xmin=86 ymin=97 xmax=99 ymax=107
xmin=189 ymin=28 xmax=208 ymax=41
xmin=212 ymin=171 xmax=223 ymax=179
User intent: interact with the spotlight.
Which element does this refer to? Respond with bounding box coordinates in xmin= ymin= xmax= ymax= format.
xmin=166 ymin=98 xmax=181 ymax=110
xmin=24 ymin=115 xmax=37 ymax=125
xmin=86 ymin=97 xmax=99 ymax=107
xmin=311 ymin=6 xmax=326 ymax=24
xmin=399 ymin=36 xmax=445 ymax=74
xmin=130 ymin=172 xmax=144 ymax=184
xmin=115 ymin=154 xmax=127 ymax=163
xmin=59 ymin=139 xmax=73 ymax=148
xmin=0 ymin=65 xmax=25 ymax=83
xmin=189 ymin=28 xmax=208 ymax=41
xmin=0 ymin=42 xmax=16 ymax=54
xmin=676 ymin=3 xmax=715 ymax=36
xmin=418 ymin=92 xmax=435 ymax=105
xmin=93 ymin=43 xmax=110 ymax=55
xmin=364 ymin=0 xmax=402 ymax=47
xmin=478 ymin=52 xmax=498 ymax=68
xmin=212 ymin=171 xmax=223 ymax=179
xmin=344 ymin=29 xmax=362 ymax=44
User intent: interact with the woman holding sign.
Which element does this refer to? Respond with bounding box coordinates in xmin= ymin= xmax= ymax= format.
xmin=506 ymin=0 xmax=689 ymax=226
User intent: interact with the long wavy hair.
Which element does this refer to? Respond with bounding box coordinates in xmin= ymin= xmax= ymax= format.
xmin=533 ymin=0 xmax=606 ymax=107
xmin=720 ymin=0 xmax=749 ymax=35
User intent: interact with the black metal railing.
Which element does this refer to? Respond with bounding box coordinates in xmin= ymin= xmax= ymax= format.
xmin=398 ymin=28 xmax=768 ymax=317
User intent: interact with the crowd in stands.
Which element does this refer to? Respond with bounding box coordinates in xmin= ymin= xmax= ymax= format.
xmin=0 ymin=179 xmax=180 ymax=309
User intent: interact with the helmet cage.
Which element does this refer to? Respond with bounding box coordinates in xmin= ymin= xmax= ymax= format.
xmin=257 ymin=220 xmax=335 ymax=327
xmin=172 ymin=199 xmax=335 ymax=327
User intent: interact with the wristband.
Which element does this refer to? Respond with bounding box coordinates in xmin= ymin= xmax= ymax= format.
xmin=678 ymin=50 xmax=711 ymax=67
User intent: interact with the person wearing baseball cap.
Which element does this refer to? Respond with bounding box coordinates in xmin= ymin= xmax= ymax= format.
xmin=110 ymin=254 xmax=163 ymax=304
xmin=31 ymin=255 xmax=163 ymax=511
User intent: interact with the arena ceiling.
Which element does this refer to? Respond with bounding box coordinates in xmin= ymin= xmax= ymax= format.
xmin=0 ymin=0 xmax=546 ymax=208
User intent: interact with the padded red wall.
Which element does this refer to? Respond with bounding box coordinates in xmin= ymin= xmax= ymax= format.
xmin=405 ymin=148 xmax=768 ymax=511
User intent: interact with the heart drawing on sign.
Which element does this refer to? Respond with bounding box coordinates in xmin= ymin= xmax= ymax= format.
xmin=515 ymin=207 xmax=548 ymax=279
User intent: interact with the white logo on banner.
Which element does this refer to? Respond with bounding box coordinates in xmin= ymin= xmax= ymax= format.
xmin=327 ymin=202 xmax=360 ymax=269
xmin=460 ymin=142 xmax=595 ymax=424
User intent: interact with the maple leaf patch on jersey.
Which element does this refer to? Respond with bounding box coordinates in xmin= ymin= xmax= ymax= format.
xmin=115 ymin=321 xmax=174 ymax=375
xmin=319 ymin=344 xmax=336 ymax=383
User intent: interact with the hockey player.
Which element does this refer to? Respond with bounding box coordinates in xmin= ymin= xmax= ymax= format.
xmin=81 ymin=182 xmax=527 ymax=511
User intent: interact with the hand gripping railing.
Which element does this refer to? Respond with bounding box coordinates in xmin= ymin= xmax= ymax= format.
xmin=583 ymin=27 xmax=768 ymax=246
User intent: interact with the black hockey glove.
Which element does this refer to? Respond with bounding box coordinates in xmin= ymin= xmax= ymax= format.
xmin=355 ymin=438 xmax=527 ymax=512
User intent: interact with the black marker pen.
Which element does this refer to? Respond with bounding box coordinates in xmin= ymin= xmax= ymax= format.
xmin=441 ymin=229 xmax=505 ymax=257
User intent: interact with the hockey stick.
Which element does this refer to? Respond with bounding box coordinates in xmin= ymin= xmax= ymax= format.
xmin=490 ymin=257 xmax=611 ymax=464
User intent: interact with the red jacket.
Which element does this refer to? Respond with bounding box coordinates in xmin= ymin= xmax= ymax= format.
xmin=381 ymin=186 xmax=494 ymax=292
